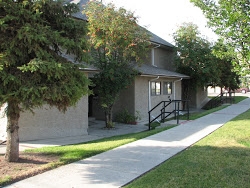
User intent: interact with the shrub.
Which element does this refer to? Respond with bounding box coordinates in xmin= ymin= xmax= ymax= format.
xmin=115 ymin=109 xmax=141 ymax=124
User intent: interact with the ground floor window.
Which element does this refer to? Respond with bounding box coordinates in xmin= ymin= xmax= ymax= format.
xmin=163 ymin=81 xmax=172 ymax=95
xmin=151 ymin=81 xmax=161 ymax=96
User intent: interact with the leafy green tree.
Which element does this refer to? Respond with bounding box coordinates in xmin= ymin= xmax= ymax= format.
xmin=0 ymin=0 xmax=89 ymax=162
xmin=190 ymin=0 xmax=250 ymax=75
xmin=173 ymin=22 xmax=219 ymax=96
xmin=83 ymin=1 xmax=150 ymax=128
xmin=212 ymin=39 xmax=240 ymax=92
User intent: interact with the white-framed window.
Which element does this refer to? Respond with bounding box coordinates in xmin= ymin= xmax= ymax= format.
xmin=163 ymin=81 xmax=172 ymax=95
xmin=151 ymin=81 xmax=161 ymax=96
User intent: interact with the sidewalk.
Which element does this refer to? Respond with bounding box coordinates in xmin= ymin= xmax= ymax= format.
xmin=0 ymin=120 xmax=149 ymax=155
xmin=5 ymin=98 xmax=250 ymax=188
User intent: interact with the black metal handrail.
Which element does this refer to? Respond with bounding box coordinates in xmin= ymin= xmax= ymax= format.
xmin=205 ymin=92 xmax=235 ymax=109
xmin=148 ymin=100 xmax=189 ymax=130
xmin=208 ymin=94 xmax=223 ymax=109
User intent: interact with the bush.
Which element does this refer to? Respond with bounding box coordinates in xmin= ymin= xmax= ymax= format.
xmin=115 ymin=109 xmax=141 ymax=124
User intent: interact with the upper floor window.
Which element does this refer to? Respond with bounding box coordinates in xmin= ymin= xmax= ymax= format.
xmin=163 ymin=82 xmax=172 ymax=95
xmin=151 ymin=81 xmax=161 ymax=96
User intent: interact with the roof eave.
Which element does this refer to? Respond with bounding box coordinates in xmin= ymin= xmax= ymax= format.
xmin=79 ymin=68 xmax=100 ymax=73
xmin=140 ymin=74 xmax=190 ymax=79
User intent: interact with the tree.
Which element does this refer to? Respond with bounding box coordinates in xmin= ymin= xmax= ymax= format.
xmin=83 ymin=0 xmax=150 ymax=128
xmin=173 ymin=22 xmax=219 ymax=97
xmin=212 ymin=39 xmax=240 ymax=92
xmin=190 ymin=0 xmax=250 ymax=75
xmin=0 ymin=0 xmax=89 ymax=162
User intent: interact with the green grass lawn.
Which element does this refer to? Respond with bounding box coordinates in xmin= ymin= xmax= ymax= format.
xmin=183 ymin=105 xmax=228 ymax=120
xmin=180 ymin=96 xmax=248 ymax=120
xmin=2 ymin=96 xmax=248 ymax=186
xmin=233 ymin=96 xmax=248 ymax=103
xmin=25 ymin=125 xmax=176 ymax=165
xmin=125 ymin=109 xmax=250 ymax=188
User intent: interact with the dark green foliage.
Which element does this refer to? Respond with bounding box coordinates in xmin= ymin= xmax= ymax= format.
xmin=213 ymin=40 xmax=240 ymax=90
xmin=173 ymin=23 xmax=240 ymax=97
xmin=0 ymin=0 xmax=89 ymax=111
xmin=173 ymin=23 xmax=219 ymax=90
xmin=115 ymin=109 xmax=141 ymax=124
xmin=0 ymin=0 xmax=89 ymax=161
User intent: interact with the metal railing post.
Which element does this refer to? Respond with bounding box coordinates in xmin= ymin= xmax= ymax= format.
xmin=177 ymin=101 xmax=180 ymax=124
xmin=174 ymin=101 xmax=177 ymax=119
xmin=148 ymin=111 xmax=151 ymax=130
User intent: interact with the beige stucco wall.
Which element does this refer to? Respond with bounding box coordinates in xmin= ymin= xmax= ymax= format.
xmin=143 ymin=47 xmax=175 ymax=72
xmin=113 ymin=82 xmax=135 ymax=118
xmin=154 ymin=48 xmax=175 ymax=71
xmin=0 ymin=96 xmax=88 ymax=142
xmin=18 ymin=96 xmax=88 ymax=141
xmin=134 ymin=76 xmax=149 ymax=121
xmin=189 ymin=86 xmax=208 ymax=109
xmin=196 ymin=87 xmax=209 ymax=108
xmin=89 ymin=75 xmax=183 ymax=124
xmin=134 ymin=77 xmax=182 ymax=122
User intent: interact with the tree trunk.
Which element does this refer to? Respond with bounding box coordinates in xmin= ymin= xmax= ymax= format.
xmin=5 ymin=100 xmax=20 ymax=162
xmin=182 ymin=79 xmax=190 ymax=110
xmin=105 ymin=105 xmax=113 ymax=128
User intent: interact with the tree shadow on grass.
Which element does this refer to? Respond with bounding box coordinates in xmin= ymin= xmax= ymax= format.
xmin=125 ymin=145 xmax=250 ymax=188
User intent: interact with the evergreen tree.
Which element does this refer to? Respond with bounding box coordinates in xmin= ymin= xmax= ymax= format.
xmin=0 ymin=0 xmax=89 ymax=162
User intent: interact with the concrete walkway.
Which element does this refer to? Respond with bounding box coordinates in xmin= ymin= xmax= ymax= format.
xmin=0 ymin=120 xmax=150 ymax=154
xmin=5 ymin=98 xmax=250 ymax=188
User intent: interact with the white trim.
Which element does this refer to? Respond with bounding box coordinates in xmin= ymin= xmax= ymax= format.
xmin=148 ymin=76 xmax=159 ymax=111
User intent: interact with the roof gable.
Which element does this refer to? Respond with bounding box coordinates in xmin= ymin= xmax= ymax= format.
xmin=148 ymin=30 xmax=174 ymax=48
xmin=70 ymin=0 xmax=88 ymax=20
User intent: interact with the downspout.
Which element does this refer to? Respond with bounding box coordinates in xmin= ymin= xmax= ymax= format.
xmin=173 ymin=78 xmax=183 ymax=100
xmin=148 ymin=76 xmax=160 ymax=111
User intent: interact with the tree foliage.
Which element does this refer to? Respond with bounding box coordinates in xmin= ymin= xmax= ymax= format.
xmin=190 ymin=0 xmax=250 ymax=75
xmin=0 ymin=0 xmax=89 ymax=162
xmin=174 ymin=23 xmax=240 ymax=98
xmin=83 ymin=1 xmax=150 ymax=128
xmin=173 ymin=23 xmax=219 ymax=90
xmin=212 ymin=39 xmax=240 ymax=90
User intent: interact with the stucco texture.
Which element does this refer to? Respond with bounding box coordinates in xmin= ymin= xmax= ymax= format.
xmin=115 ymin=76 xmax=183 ymax=122
xmin=0 ymin=96 xmax=88 ymax=142
xmin=19 ymin=96 xmax=88 ymax=141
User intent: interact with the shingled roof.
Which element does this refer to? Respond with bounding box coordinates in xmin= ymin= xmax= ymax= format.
xmin=69 ymin=0 xmax=88 ymax=20
xmin=148 ymin=30 xmax=174 ymax=48
xmin=60 ymin=52 xmax=99 ymax=72
xmin=136 ymin=64 xmax=189 ymax=79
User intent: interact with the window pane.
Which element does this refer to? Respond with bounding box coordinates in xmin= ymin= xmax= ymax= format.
xmin=168 ymin=82 xmax=172 ymax=94
xmin=151 ymin=81 xmax=161 ymax=96
xmin=156 ymin=82 xmax=161 ymax=95
xmin=151 ymin=82 xmax=156 ymax=95
xmin=163 ymin=82 xmax=172 ymax=95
